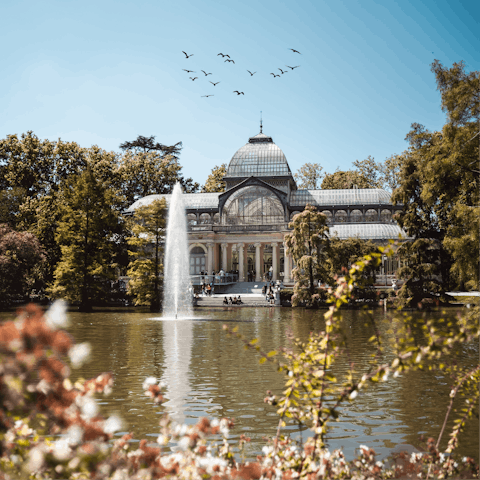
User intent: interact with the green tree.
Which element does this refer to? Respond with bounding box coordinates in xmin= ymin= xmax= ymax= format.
xmin=285 ymin=205 xmax=330 ymax=306
xmin=49 ymin=166 xmax=119 ymax=311
xmin=0 ymin=224 xmax=46 ymax=306
xmin=392 ymin=124 xmax=454 ymax=306
xmin=352 ymin=156 xmax=382 ymax=188
xmin=126 ymin=199 xmax=167 ymax=311
xmin=392 ymin=61 xmax=479 ymax=293
xmin=321 ymin=170 xmax=375 ymax=189
xmin=328 ymin=236 xmax=379 ymax=289
xmin=202 ymin=164 xmax=227 ymax=192
xmin=294 ymin=162 xmax=324 ymax=189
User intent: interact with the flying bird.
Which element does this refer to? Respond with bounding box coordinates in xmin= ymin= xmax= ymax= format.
xmin=289 ymin=49 xmax=301 ymax=54
xmin=201 ymin=95 xmax=214 ymax=97
xmin=270 ymin=73 xmax=280 ymax=77
xmin=278 ymin=68 xmax=287 ymax=74
xmin=247 ymin=70 xmax=256 ymax=76
xmin=182 ymin=69 xmax=195 ymax=73
xmin=182 ymin=51 xmax=194 ymax=58
xmin=217 ymin=53 xmax=230 ymax=58
xmin=286 ymin=65 xmax=300 ymax=70
xmin=189 ymin=77 xmax=198 ymax=81
xmin=233 ymin=91 xmax=244 ymax=95
xmin=210 ymin=81 xmax=220 ymax=86
xmin=225 ymin=59 xmax=235 ymax=63
xmin=201 ymin=70 xmax=212 ymax=76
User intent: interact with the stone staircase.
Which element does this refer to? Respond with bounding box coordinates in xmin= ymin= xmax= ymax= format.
xmin=195 ymin=282 xmax=271 ymax=307
xmin=194 ymin=295 xmax=270 ymax=307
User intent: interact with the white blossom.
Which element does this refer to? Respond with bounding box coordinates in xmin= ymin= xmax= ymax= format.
xmin=45 ymin=300 xmax=69 ymax=329
xmin=80 ymin=398 xmax=99 ymax=419
xmin=157 ymin=434 xmax=168 ymax=446
xmin=178 ymin=437 xmax=191 ymax=451
xmin=27 ymin=447 xmax=45 ymax=472
xmin=69 ymin=342 xmax=91 ymax=368
xmin=349 ymin=390 xmax=358 ymax=400
xmin=65 ymin=425 xmax=83 ymax=445
xmin=104 ymin=415 xmax=123 ymax=434
xmin=53 ymin=439 xmax=72 ymax=460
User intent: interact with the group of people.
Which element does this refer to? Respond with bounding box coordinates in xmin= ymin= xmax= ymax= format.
xmin=262 ymin=281 xmax=278 ymax=304
xmin=200 ymin=282 xmax=213 ymax=296
xmin=223 ymin=296 xmax=243 ymax=305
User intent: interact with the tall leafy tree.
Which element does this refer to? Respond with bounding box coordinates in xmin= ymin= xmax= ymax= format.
xmin=352 ymin=156 xmax=383 ymax=188
xmin=126 ymin=199 xmax=167 ymax=311
xmin=285 ymin=205 xmax=331 ymax=307
xmin=0 ymin=224 xmax=46 ymax=306
xmin=49 ymin=166 xmax=119 ymax=311
xmin=294 ymin=162 xmax=324 ymax=189
xmin=202 ymin=164 xmax=227 ymax=192
xmin=120 ymin=135 xmax=183 ymax=158
xmin=321 ymin=170 xmax=375 ymax=189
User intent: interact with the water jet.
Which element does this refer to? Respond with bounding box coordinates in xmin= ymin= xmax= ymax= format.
xmin=163 ymin=183 xmax=193 ymax=319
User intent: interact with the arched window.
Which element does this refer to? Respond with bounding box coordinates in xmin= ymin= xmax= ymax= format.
xmin=350 ymin=209 xmax=363 ymax=223
xmin=321 ymin=211 xmax=333 ymax=223
xmin=187 ymin=214 xmax=197 ymax=226
xmin=213 ymin=213 xmax=220 ymax=224
xmin=199 ymin=213 xmax=211 ymax=224
xmin=380 ymin=209 xmax=392 ymax=223
xmin=222 ymin=186 xmax=284 ymax=225
xmin=335 ymin=210 xmax=347 ymax=223
xmin=365 ymin=209 xmax=377 ymax=222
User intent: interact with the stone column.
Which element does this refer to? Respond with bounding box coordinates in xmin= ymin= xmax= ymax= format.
xmin=238 ymin=243 xmax=245 ymax=281
xmin=272 ymin=242 xmax=278 ymax=281
xmin=207 ymin=243 xmax=214 ymax=275
xmin=255 ymin=243 xmax=262 ymax=281
xmin=221 ymin=243 xmax=228 ymax=271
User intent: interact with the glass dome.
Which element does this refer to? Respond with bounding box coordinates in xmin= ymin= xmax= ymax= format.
xmin=223 ymin=186 xmax=285 ymax=225
xmin=226 ymin=131 xmax=292 ymax=178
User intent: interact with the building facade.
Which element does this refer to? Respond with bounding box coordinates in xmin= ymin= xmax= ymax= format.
xmin=127 ymin=128 xmax=406 ymax=284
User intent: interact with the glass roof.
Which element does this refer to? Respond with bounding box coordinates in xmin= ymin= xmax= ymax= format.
xmin=226 ymin=131 xmax=292 ymax=178
xmin=329 ymin=223 xmax=407 ymax=240
xmin=290 ymin=189 xmax=392 ymax=206
xmin=126 ymin=193 xmax=220 ymax=212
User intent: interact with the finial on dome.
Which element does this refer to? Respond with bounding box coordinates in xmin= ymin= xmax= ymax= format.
xmin=260 ymin=111 xmax=263 ymax=133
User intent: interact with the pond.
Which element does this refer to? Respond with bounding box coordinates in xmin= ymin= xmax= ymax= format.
xmin=34 ymin=306 xmax=479 ymax=461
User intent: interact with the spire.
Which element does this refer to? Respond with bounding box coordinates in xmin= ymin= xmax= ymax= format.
xmin=260 ymin=111 xmax=263 ymax=133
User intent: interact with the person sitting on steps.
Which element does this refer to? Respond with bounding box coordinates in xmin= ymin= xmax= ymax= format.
xmin=236 ymin=295 xmax=243 ymax=304
xmin=223 ymin=296 xmax=228 ymax=305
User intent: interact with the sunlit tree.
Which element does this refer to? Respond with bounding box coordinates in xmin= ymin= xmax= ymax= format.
xmin=285 ymin=204 xmax=330 ymax=306
xmin=126 ymin=199 xmax=167 ymax=311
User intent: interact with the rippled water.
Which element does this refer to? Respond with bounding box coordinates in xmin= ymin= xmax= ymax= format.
xmin=60 ymin=307 xmax=478 ymax=461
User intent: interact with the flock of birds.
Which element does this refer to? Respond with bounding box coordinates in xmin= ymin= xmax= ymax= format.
xmin=181 ymin=49 xmax=301 ymax=97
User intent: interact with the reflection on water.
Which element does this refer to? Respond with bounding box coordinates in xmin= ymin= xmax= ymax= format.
xmin=64 ymin=307 xmax=478 ymax=461
xmin=161 ymin=320 xmax=192 ymax=424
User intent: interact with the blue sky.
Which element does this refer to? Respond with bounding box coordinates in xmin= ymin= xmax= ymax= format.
xmin=1 ymin=0 xmax=478 ymax=187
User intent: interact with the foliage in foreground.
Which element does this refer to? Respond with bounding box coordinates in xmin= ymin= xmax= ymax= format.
xmin=1 ymin=251 xmax=478 ymax=479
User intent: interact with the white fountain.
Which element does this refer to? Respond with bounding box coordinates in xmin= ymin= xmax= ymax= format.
xmin=163 ymin=183 xmax=193 ymax=319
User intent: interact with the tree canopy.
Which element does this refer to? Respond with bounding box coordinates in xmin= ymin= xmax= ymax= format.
xmin=202 ymin=164 xmax=227 ymax=193
xmin=0 ymin=224 xmax=46 ymax=306
xmin=48 ymin=166 xmax=120 ymax=311
xmin=294 ymin=162 xmax=324 ymax=189
xmin=321 ymin=170 xmax=376 ymax=189
xmin=285 ymin=205 xmax=330 ymax=306
xmin=126 ymin=199 xmax=167 ymax=311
